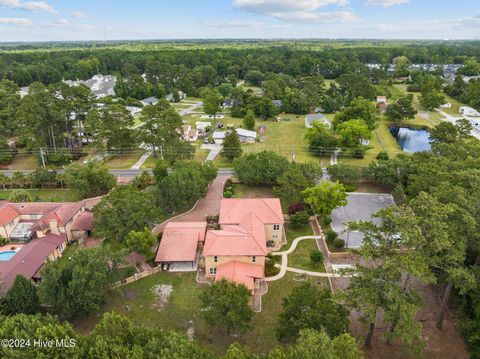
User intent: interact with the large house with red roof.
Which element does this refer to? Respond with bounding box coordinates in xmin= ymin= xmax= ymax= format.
xmin=0 ymin=200 xmax=94 ymax=293
xmin=155 ymin=198 xmax=284 ymax=294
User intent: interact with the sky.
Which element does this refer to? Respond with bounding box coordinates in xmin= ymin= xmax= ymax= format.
xmin=0 ymin=0 xmax=479 ymax=42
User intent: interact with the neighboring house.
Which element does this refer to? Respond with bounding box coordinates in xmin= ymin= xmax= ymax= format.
xmin=223 ymin=99 xmax=234 ymax=108
xmin=272 ymin=99 xmax=283 ymax=109
xmin=236 ymin=128 xmax=257 ymax=143
xmin=126 ymin=106 xmax=142 ymax=115
xmin=64 ymin=74 xmax=116 ymax=98
xmin=0 ymin=233 xmax=68 ymax=292
xmin=165 ymin=90 xmax=186 ymax=102
xmin=0 ymin=200 xmax=94 ymax=293
xmin=195 ymin=122 xmax=211 ymax=131
xmin=305 ymin=113 xmax=331 ymax=128
xmin=460 ymin=106 xmax=480 ymax=117
xmin=0 ymin=201 xmax=91 ymax=243
xmin=376 ymin=96 xmax=387 ymax=104
xmin=155 ymin=222 xmax=207 ymax=271
xmin=203 ymin=198 xmax=284 ymax=282
xmin=182 ymin=124 xmax=198 ymax=142
xmin=212 ymin=131 xmax=226 ymax=144
xmin=141 ymin=96 xmax=158 ymax=106
xmin=19 ymin=86 xmax=29 ymax=98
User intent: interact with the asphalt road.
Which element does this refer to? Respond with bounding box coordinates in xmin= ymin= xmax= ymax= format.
xmin=0 ymin=168 xmax=234 ymax=178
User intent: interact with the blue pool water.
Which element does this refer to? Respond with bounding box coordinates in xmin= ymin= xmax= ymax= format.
xmin=0 ymin=250 xmax=16 ymax=261
xmin=389 ymin=126 xmax=432 ymax=153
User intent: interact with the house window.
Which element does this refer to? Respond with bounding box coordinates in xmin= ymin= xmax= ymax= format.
xmin=210 ymin=268 xmax=216 ymax=275
xmin=252 ymin=256 xmax=256 ymax=263
xmin=214 ymin=256 xmax=218 ymax=263
xmin=273 ymin=224 xmax=280 ymax=231
xmin=273 ymin=235 xmax=278 ymax=239
xmin=58 ymin=243 xmax=65 ymax=253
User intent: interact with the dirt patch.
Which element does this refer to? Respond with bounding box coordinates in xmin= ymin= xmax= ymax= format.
xmin=151 ymin=284 xmax=173 ymax=311
xmin=347 ymin=279 xmax=469 ymax=359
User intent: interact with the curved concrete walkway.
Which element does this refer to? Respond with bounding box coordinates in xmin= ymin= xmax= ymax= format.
xmin=265 ymin=236 xmax=350 ymax=282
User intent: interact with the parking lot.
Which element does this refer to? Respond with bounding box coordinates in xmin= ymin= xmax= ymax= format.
xmin=331 ymin=193 xmax=395 ymax=248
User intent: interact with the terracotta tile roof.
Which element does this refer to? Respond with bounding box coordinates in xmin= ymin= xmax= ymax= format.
xmin=219 ymin=198 xmax=284 ymax=225
xmin=9 ymin=202 xmax=85 ymax=228
xmin=0 ymin=233 xmax=67 ymax=292
xmin=216 ymin=261 xmax=264 ymax=291
xmin=71 ymin=211 xmax=93 ymax=231
xmin=203 ymin=224 xmax=267 ymax=256
xmin=155 ymin=222 xmax=207 ymax=262
xmin=0 ymin=203 xmax=19 ymax=226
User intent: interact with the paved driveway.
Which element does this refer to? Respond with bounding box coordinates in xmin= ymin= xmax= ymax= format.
xmin=331 ymin=193 xmax=394 ymax=248
xmin=153 ymin=174 xmax=229 ymax=234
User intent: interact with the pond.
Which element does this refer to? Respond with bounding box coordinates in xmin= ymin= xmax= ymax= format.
xmin=389 ymin=126 xmax=431 ymax=153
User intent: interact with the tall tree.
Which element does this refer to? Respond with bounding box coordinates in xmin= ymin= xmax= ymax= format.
xmin=302 ymin=181 xmax=347 ymax=217
xmin=41 ymin=247 xmax=115 ymax=319
xmin=233 ymin=151 xmax=290 ymax=186
xmin=0 ymin=275 xmax=39 ymax=315
xmin=202 ymin=89 xmax=223 ymax=120
xmin=200 ymin=279 xmax=253 ymax=335
xmin=64 ymin=162 xmax=116 ymax=199
xmin=276 ymin=283 xmax=349 ymax=341
xmin=125 ymin=228 xmax=157 ymax=261
xmin=243 ymin=109 xmax=256 ymax=131
xmin=273 ymin=165 xmax=310 ymax=205
xmin=385 ymin=95 xmax=417 ymax=121
xmin=93 ymin=186 xmax=160 ymax=242
xmin=221 ymin=132 xmax=243 ymax=161
xmin=138 ymin=99 xmax=187 ymax=159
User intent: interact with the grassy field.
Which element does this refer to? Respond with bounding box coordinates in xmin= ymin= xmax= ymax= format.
xmin=288 ymin=237 xmax=326 ymax=272
xmin=0 ymin=188 xmax=80 ymax=202
xmin=231 ymin=184 xmax=274 ymax=199
xmin=186 ymin=113 xmax=318 ymax=165
xmin=103 ymin=150 xmax=145 ymax=169
xmin=0 ymin=153 xmax=39 ymax=170
xmin=284 ymin=223 xmax=314 ymax=248
xmin=74 ymin=270 xmax=327 ymax=355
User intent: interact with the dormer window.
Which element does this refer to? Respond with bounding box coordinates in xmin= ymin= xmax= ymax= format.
xmin=252 ymin=256 xmax=256 ymax=263
xmin=214 ymin=256 xmax=218 ymax=263
xmin=273 ymin=224 xmax=280 ymax=230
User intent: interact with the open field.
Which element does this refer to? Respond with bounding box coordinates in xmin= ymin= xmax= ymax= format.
xmin=103 ymin=150 xmax=145 ymax=169
xmin=0 ymin=153 xmax=39 ymax=170
xmin=0 ymin=188 xmax=80 ymax=202
xmin=187 ymin=113 xmax=318 ymax=165
xmin=74 ymin=270 xmax=328 ymax=355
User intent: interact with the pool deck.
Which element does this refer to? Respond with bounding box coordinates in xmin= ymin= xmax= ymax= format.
xmin=0 ymin=243 xmax=25 ymax=253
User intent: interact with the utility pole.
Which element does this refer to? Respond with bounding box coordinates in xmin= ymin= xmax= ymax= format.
xmin=40 ymin=148 xmax=46 ymax=168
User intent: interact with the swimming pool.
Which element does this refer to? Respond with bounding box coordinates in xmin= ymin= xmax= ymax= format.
xmin=0 ymin=250 xmax=17 ymax=261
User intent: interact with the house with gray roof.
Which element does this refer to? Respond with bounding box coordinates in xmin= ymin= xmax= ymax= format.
xmin=305 ymin=113 xmax=331 ymax=129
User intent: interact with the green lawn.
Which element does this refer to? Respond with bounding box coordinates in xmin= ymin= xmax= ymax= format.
xmin=187 ymin=113 xmax=318 ymax=165
xmin=284 ymin=223 xmax=313 ymax=248
xmin=440 ymin=93 xmax=466 ymax=116
xmin=103 ymin=150 xmax=145 ymax=169
xmin=1 ymin=153 xmax=39 ymax=170
xmin=0 ymin=188 xmax=80 ymax=202
xmin=288 ymin=237 xmax=326 ymax=273
xmin=74 ymin=270 xmax=327 ymax=355
xmin=231 ymin=184 xmax=274 ymax=199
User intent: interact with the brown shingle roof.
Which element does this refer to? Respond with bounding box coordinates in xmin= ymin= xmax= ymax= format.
xmin=0 ymin=233 xmax=67 ymax=292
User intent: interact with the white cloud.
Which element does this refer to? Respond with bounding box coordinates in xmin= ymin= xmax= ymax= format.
xmin=0 ymin=17 xmax=31 ymax=25
xmin=0 ymin=0 xmax=57 ymax=15
xmin=71 ymin=11 xmax=88 ymax=19
xmin=232 ymin=0 xmax=357 ymax=23
xmin=53 ymin=18 xmax=69 ymax=26
xmin=365 ymin=0 xmax=410 ymax=7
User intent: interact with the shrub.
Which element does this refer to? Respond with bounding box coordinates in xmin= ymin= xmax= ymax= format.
xmin=333 ymin=238 xmax=345 ymax=249
xmin=322 ymin=216 xmax=332 ymax=226
xmin=288 ymin=202 xmax=305 ymax=215
xmin=265 ymin=258 xmax=280 ymax=277
xmin=0 ymin=236 xmax=9 ymax=246
xmin=223 ymin=190 xmax=233 ymax=198
xmin=325 ymin=230 xmax=338 ymax=242
xmin=309 ymin=250 xmax=324 ymax=265
xmin=290 ymin=211 xmax=310 ymax=228
xmin=376 ymin=151 xmax=389 ymax=160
